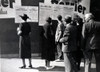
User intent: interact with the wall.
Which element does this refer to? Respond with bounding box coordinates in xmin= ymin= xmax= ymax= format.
xmin=90 ymin=0 xmax=100 ymax=21
xmin=0 ymin=0 xmax=44 ymax=54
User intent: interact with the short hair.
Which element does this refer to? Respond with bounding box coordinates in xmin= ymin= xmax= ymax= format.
xmin=72 ymin=14 xmax=83 ymax=23
xmin=59 ymin=2 xmax=64 ymax=5
xmin=85 ymin=13 xmax=94 ymax=19
xmin=64 ymin=15 xmax=72 ymax=23
xmin=72 ymin=14 xmax=80 ymax=21
xmin=57 ymin=15 xmax=62 ymax=21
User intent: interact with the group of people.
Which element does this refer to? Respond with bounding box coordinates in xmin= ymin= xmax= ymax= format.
xmin=17 ymin=13 xmax=100 ymax=72
xmin=42 ymin=14 xmax=82 ymax=71
xmin=42 ymin=13 xmax=100 ymax=72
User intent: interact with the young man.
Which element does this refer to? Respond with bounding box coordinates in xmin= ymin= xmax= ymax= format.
xmin=60 ymin=15 xmax=78 ymax=72
xmin=55 ymin=15 xmax=64 ymax=61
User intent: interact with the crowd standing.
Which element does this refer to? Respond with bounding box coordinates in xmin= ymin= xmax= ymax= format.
xmin=17 ymin=13 xmax=100 ymax=72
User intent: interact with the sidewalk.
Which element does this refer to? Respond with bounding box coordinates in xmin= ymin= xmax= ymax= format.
xmin=0 ymin=58 xmax=96 ymax=72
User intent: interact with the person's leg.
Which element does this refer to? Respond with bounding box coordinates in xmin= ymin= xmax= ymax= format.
xmin=45 ymin=60 xmax=47 ymax=67
xmin=76 ymin=50 xmax=83 ymax=70
xmin=56 ymin=43 xmax=63 ymax=60
xmin=22 ymin=58 xmax=26 ymax=66
xmin=47 ymin=60 xmax=50 ymax=67
xmin=84 ymin=50 xmax=92 ymax=72
xmin=28 ymin=58 xmax=32 ymax=68
xmin=94 ymin=50 xmax=100 ymax=72
xmin=85 ymin=59 xmax=91 ymax=72
xmin=20 ymin=58 xmax=26 ymax=68
xmin=77 ymin=59 xmax=81 ymax=70
xmin=70 ymin=52 xmax=78 ymax=72
xmin=45 ymin=60 xmax=50 ymax=67
xmin=45 ymin=60 xmax=54 ymax=69
xmin=63 ymin=52 xmax=72 ymax=72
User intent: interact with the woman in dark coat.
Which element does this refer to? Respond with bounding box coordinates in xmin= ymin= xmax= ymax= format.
xmin=17 ymin=14 xmax=32 ymax=68
xmin=42 ymin=17 xmax=55 ymax=69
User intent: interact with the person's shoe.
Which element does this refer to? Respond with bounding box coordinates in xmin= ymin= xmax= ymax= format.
xmin=29 ymin=65 xmax=33 ymax=68
xmin=46 ymin=66 xmax=55 ymax=70
xmin=55 ymin=59 xmax=61 ymax=62
xmin=19 ymin=65 xmax=26 ymax=68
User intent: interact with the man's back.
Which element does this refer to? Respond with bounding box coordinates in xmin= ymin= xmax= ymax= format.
xmin=82 ymin=20 xmax=100 ymax=50
xmin=61 ymin=23 xmax=77 ymax=52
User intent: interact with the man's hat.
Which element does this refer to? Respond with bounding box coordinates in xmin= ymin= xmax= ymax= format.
xmin=46 ymin=17 xmax=52 ymax=22
xmin=64 ymin=15 xmax=72 ymax=23
xmin=57 ymin=15 xmax=62 ymax=20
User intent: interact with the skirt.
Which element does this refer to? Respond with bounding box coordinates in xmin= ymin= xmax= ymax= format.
xmin=19 ymin=35 xmax=31 ymax=58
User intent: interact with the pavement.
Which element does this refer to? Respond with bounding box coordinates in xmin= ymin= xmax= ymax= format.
xmin=0 ymin=57 xmax=96 ymax=72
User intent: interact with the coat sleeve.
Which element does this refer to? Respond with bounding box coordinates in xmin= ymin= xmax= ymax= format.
xmin=59 ymin=27 xmax=70 ymax=43
xmin=55 ymin=24 xmax=61 ymax=42
xmin=55 ymin=24 xmax=64 ymax=42
xmin=17 ymin=23 xmax=22 ymax=36
xmin=81 ymin=23 xmax=87 ymax=50
xmin=43 ymin=24 xmax=51 ymax=39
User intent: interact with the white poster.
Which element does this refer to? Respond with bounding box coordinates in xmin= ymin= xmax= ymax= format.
xmin=0 ymin=0 xmax=21 ymax=18
xmin=15 ymin=6 xmax=38 ymax=23
xmin=53 ymin=4 xmax=74 ymax=19
xmin=39 ymin=3 xmax=53 ymax=26
xmin=44 ymin=0 xmax=90 ymax=18
xmin=39 ymin=3 xmax=74 ymax=26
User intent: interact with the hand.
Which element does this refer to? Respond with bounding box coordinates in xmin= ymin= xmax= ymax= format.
xmin=59 ymin=38 xmax=63 ymax=43
xmin=17 ymin=30 xmax=22 ymax=35
xmin=17 ymin=27 xmax=20 ymax=31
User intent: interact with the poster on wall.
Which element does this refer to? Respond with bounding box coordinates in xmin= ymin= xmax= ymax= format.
xmin=44 ymin=0 xmax=90 ymax=18
xmin=15 ymin=6 xmax=38 ymax=23
xmin=39 ymin=3 xmax=74 ymax=26
xmin=0 ymin=0 xmax=21 ymax=18
xmin=52 ymin=4 xmax=74 ymax=20
xmin=39 ymin=3 xmax=53 ymax=26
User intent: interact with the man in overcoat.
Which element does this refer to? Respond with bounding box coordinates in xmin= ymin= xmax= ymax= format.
xmin=59 ymin=15 xmax=78 ymax=72
xmin=82 ymin=13 xmax=100 ymax=72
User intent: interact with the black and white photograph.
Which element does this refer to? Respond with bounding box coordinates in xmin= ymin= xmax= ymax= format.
xmin=0 ymin=0 xmax=100 ymax=72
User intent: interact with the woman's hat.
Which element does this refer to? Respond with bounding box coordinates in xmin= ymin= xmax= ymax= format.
xmin=19 ymin=14 xmax=30 ymax=21
xmin=46 ymin=17 xmax=52 ymax=22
